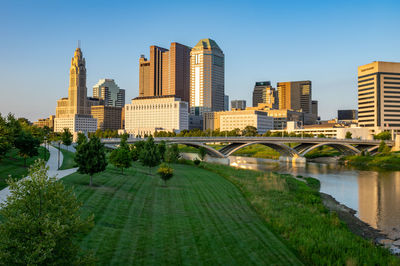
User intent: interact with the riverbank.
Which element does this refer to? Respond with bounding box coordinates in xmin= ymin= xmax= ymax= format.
xmin=198 ymin=161 xmax=399 ymax=264
xmin=341 ymin=153 xmax=400 ymax=171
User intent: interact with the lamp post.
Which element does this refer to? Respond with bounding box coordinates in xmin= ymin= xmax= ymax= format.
xmin=58 ymin=140 xmax=61 ymax=170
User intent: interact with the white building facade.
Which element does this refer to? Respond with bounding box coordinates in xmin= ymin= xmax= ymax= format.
xmin=124 ymin=96 xmax=189 ymax=136
xmin=54 ymin=114 xmax=97 ymax=133
xmin=219 ymin=111 xmax=274 ymax=134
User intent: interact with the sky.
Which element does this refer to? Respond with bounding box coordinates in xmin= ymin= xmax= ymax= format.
xmin=0 ymin=0 xmax=399 ymax=122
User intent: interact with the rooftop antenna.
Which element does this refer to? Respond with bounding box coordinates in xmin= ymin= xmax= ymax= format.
xmin=78 ymin=40 xmax=81 ymax=49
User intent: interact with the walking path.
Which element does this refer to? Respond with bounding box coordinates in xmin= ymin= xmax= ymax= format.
xmin=0 ymin=145 xmax=78 ymax=205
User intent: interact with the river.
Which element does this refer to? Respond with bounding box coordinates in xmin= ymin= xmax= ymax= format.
xmin=229 ymin=156 xmax=400 ymax=236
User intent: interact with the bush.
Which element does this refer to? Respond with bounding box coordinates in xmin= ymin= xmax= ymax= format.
xmin=193 ymin=158 xmax=201 ymax=165
xmin=157 ymin=163 xmax=174 ymax=186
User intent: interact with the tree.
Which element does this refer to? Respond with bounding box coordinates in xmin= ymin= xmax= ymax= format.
xmin=157 ymin=163 xmax=174 ymax=186
xmin=0 ymin=160 xmax=94 ymax=264
xmin=0 ymin=114 xmax=12 ymax=161
xmin=164 ymin=144 xmax=180 ymax=163
xmin=76 ymin=132 xmax=87 ymax=147
xmin=345 ymin=131 xmax=352 ymax=139
xmin=317 ymin=133 xmax=326 ymax=138
xmin=14 ymin=130 xmax=40 ymax=166
xmin=75 ymin=136 xmax=107 ymax=186
xmin=374 ymin=131 xmax=391 ymax=140
xmin=242 ymin=125 xmax=258 ymax=136
xmin=378 ymin=140 xmax=391 ymax=154
xmin=61 ymin=128 xmax=73 ymax=150
xmin=198 ymin=146 xmax=207 ymax=161
xmin=109 ymin=148 xmax=132 ymax=174
xmin=109 ymin=137 xmax=132 ymax=174
xmin=139 ymin=136 xmax=161 ymax=174
xmin=157 ymin=140 xmax=167 ymax=161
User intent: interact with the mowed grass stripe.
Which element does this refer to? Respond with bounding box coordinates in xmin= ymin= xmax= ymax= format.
xmin=62 ymin=163 xmax=302 ymax=265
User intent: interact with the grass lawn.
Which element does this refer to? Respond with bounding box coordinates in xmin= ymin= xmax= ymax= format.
xmin=62 ymin=163 xmax=302 ymax=265
xmin=201 ymin=162 xmax=399 ymax=265
xmin=58 ymin=147 xmax=77 ymax=170
xmin=0 ymin=147 xmax=49 ymax=190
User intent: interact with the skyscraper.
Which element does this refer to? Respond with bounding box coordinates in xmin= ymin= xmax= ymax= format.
xmin=252 ymin=81 xmax=278 ymax=109
xmin=93 ymin=79 xmax=125 ymax=108
xmin=277 ymin=81 xmax=312 ymax=113
xmin=224 ymin=95 xmax=229 ymax=111
xmin=190 ymin=38 xmax=224 ymax=115
xmin=139 ymin=43 xmax=191 ymax=102
xmin=358 ymin=61 xmax=400 ymax=132
xmin=56 ymin=47 xmax=91 ymax=118
xmin=54 ymin=46 xmax=97 ymax=134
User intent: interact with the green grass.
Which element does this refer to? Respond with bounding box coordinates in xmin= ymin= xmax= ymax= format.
xmin=231 ymin=144 xmax=280 ymax=159
xmin=62 ymin=163 xmax=302 ymax=265
xmin=58 ymin=147 xmax=77 ymax=170
xmin=342 ymin=153 xmax=400 ymax=171
xmin=304 ymin=146 xmax=341 ymax=159
xmin=200 ymin=163 xmax=399 ymax=265
xmin=0 ymin=147 xmax=49 ymax=190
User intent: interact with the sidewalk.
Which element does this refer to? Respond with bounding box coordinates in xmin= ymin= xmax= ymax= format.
xmin=0 ymin=145 xmax=78 ymax=205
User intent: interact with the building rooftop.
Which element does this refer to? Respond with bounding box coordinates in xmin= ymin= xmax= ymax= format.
xmin=193 ymin=38 xmax=222 ymax=51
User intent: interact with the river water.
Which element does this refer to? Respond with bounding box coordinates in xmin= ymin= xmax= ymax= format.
xmin=229 ymin=156 xmax=400 ymax=236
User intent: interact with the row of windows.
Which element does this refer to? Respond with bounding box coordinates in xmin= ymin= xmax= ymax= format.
xmin=358 ymin=119 xmax=375 ymax=122
xmin=358 ymin=91 xmax=374 ymax=97
xmin=384 ymin=118 xmax=400 ymax=121
xmin=358 ymin=114 xmax=374 ymax=118
xmin=126 ymin=103 xmax=180 ymax=110
xmin=384 ymin=81 xmax=400 ymax=85
xmin=385 ymin=109 xmax=400 ymax=112
xmin=384 ymin=95 xmax=400 ymax=99
xmin=358 ymin=100 xmax=375 ymax=105
xmin=359 ymin=96 xmax=375 ymax=101
xmin=358 ymin=86 xmax=374 ymax=93
xmin=358 ymin=82 xmax=374 ymax=88
xmin=358 ymin=110 xmax=374 ymax=114
xmin=384 ymin=105 xmax=400 ymax=108
xmin=384 ymin=91 xmax=400 ymax=94
xmin=358 ymin=77 xmax=374 ymax=83
xmin=385 ymin=86 xmax=400 ymax=90
xmin=384 ymin=77 xmax=400 ymax=80
xmin=384 ymin=100 xmax=400 ymax=103
xmin=359 ymin=105 xmax=374 ymax=109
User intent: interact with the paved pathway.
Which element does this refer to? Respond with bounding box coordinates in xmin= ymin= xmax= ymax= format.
xmin=0 ymin=145 xmax=78 ymax=205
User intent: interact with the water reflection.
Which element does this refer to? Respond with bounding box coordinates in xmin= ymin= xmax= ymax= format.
xmin=229 ymin=156 xmax=400 ymax=235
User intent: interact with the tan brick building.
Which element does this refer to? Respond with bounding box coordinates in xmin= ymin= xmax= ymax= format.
xmin=277 ymin=80 xmax=312 ymax=113
xmin=91 ymin=106 xmax=122 ymax=131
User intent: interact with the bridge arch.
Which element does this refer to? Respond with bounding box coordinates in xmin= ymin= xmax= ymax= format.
xmin=221 ymin=141 xmax=301 ymax=157
xmin=170 ymin=142 xmax=226 ymax=158
xmin=300 ymin=142 xmax=361 ymax=157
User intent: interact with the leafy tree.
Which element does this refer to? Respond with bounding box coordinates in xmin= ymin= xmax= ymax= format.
xmin=157 ymin=163 xmax=174 ymax=186
xmin=0 ymin=160 xmax=94 ymax=264
xmin=76 ymin=132 xmax=87 ymax=147
xmin=242 ymin=125 xmax=258 ymax=136
xmin=120 ymin=133 xmax=129 ymax=149
xmin=75 ymin=136 xmax=107 ymax=186
xmin=164 ymin=143 xmax=180 ymax=163
xmin=345 ymin=131 xmax=352 ymax=139
xmin=378 ymin=140 xmax=391 ymax=154
xmin=139 ymin=136 xmax=161 ymax=174
xmin=157 ymin=140 xmax=167 ymax=161
xmin=0 ymin=114 xmax=12 ymax=161
xmin=198 ymin=146 xmax=207 ymax=161
xmin=109 ymin=137 xmax=132 ymax=174
xmin=14 ymin=130 xmax=40 ymax=166
xmin=317 ymin=133 xmax=326 ymax=138
xmin=374 ymin=131 xmax=391 ymax=140
xmin=61 ymin=128 xmax=73 ymax=150
xmin=109 ymin=148 xmax=132 ymax=174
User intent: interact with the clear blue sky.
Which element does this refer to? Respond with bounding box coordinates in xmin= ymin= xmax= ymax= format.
xmin=1 ymin=0 xmax=399 ymax=121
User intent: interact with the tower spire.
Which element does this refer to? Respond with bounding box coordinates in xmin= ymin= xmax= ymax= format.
xmin=78 ymin=40 xmax=81 ymax=49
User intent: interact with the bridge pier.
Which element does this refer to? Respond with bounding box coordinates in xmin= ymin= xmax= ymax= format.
xmin=279 ymin=156 xmax=307 ymax=164
xmin=394 ymin=135 xmax=400 ymax=152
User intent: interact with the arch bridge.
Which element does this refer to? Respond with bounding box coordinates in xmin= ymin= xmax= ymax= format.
xmin=102 ymin=137 xmax=393 ymax=159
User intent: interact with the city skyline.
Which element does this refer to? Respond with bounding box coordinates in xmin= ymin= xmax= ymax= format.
xmin=1 ymin=0 xmax=400 ymax=121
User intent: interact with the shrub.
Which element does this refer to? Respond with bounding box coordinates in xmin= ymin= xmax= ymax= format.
xmin=157 ymin=163 xmax=174 ymax=186
xmin=193 ymin=158 xmax=201 ymax=165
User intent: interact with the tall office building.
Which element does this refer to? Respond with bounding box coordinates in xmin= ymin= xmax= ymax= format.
xmin=139 ymin=42 xmax=191 ymax=103
xmin=55 ymin=46 xmax=97 ymax=133
xmin=190 ymin=38 xmax=225 ymax=115
xmin=277 ymin=80 xmax=312 ymax=113
xmin=231 ymin=100 xmax=246 ymax=110
xmin=312 ymin=100 xmax=318 ymax=118
xmin=93 ymin=79 xmax=125 ymax=107
xmin=252 ymin=81 xmax=278 ymax=109
xmin=224 ymin=95 xmax=229 ymax=111
xmin=358 ymin=61 xmax=400 ymax=132
xmin=338 ymin=109 xmax=357 ymax=121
